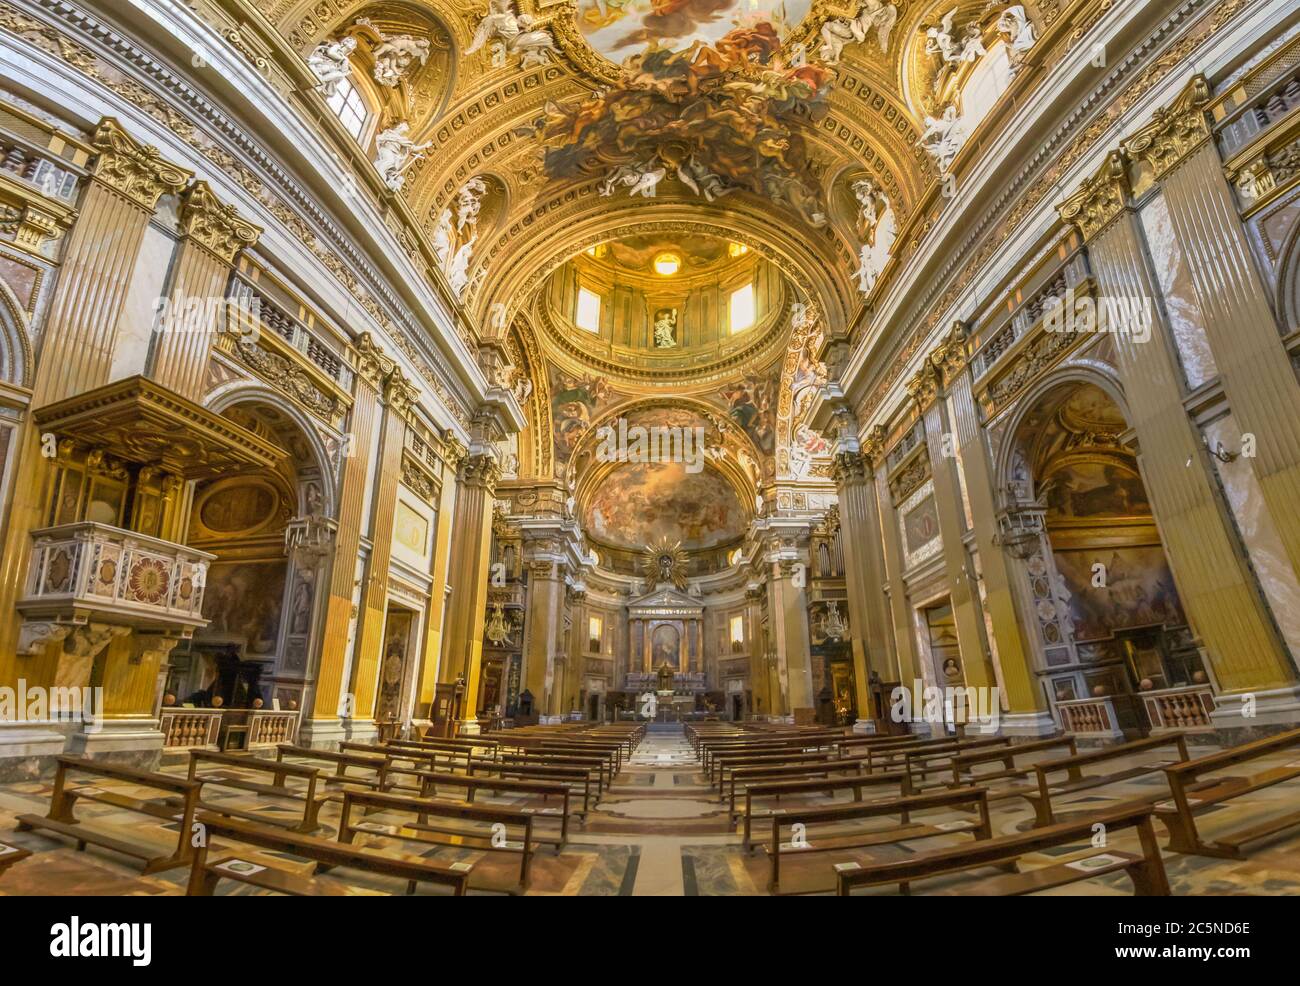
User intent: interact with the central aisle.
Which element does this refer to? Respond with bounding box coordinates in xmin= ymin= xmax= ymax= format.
xmin=584 ymin=726 xmax=739 ymax=896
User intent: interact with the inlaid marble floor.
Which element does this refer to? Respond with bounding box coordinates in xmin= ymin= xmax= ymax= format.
xmin=1 ymin=729 xmax=1298 ymax=895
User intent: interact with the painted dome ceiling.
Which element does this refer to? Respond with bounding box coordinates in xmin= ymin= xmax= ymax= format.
xmin=583 ymin=460 xmax=748 ymax=552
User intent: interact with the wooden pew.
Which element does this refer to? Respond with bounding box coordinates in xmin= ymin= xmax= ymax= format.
xmin=727 ymin=759 xmax=872 ymax=815
xmin=1155 ymin=726 xmax=1300 ymax=858
xmin=186 ymin=749 xmax=327 ymax=833
xmin=712 ymin=750 xmax=836 ymax=789
xmin=862 ymin=735 xmax=1011 ymax=775
xmin=466 ymin=758 xmax=596 ymax=815
xmin=835 ymin=804 xmax=1171 ymax=896
xmin=276 ymin=744 xmax=390 ymax=791
xmin=337 ymin=788 xmax=536 ymax=891
xmin=0 ymin=841 xmax=31 ymax=876
xmin=15 ymin=756 xmax=200 ymax=874
xmin=185 ymin=812 xmax=474 ymax=896
xmin=935 ymin=736 xmax=1079 ymax=804
xmin=740 ymin=770 xmax=915 ymax=851
xmin=345 ymin=740 xmax=472 ymax=774
xmin=497 ymin=750 xmax=611 ymax=793
xmin=1028 ymin=733 xmax=1189 ymax=827
xmin=765 ymin=786 xmax=992 ymax=893
xmin=414 ymin=771 xmax=574 ymax=843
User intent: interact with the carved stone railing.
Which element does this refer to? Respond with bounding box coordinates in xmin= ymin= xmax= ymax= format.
xmin=247 ymin=710 xmax=300 ymax=747
xmin=1055 ymin=695 xmax=1123 ymax=738
xmin=1141 ymin=685 xmax=1216 ymax=732
xmin=20 ymin=523 xmax=216 ymax=632
xmin=159 ymin=708 xmax=222 ymax=750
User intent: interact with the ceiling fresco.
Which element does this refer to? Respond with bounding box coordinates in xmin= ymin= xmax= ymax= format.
xmin=574 ymin=0 xmax=814 ymax=61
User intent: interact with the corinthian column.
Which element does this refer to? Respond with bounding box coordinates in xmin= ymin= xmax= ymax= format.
xmin=35 ymin=118 xmax=192 ymax=405
xmin=1059 ymin=152 xmax=1295 ymax=696
xmin=150 ymin=181 xmax=261 ymax=400
xmin=0 ymin=118 xmax=191 ymax=667
xmin=438 ymin=451 xmax=500 ymax=731
xmin=1122 ymin=76 xmax=1300 ymax=588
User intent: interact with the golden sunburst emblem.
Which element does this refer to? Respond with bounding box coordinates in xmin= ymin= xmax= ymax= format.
xmin=641 ymin=537 xmax=688 ymax=591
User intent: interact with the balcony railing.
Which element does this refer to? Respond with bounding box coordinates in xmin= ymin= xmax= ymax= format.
xmin=159 ymin=708 xmax=301 ymax=750
xmin=1141 ymin=684 xmax=1216 ymax=732
xmin=21 ymin=523 xmax=216 ymax=631
xmin=1054 ymin=695 xmax=1123 ymax=738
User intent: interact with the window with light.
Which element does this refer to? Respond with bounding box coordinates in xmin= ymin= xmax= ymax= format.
xmin=576 ymin=287 xmax=602 ymax=332
xmin=730 ymin=282 xmax=756 ymax=333
xmin=326 ymin=78 xmax=370 ymax=141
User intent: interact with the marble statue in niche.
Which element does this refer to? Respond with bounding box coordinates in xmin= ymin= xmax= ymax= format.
xmin=653 ymin=308 xmax=678 ymax=348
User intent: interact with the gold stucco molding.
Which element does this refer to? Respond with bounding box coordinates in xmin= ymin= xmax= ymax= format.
xmin=1058 ymin=150 xmax=1130 ymax=242
xmin=180 ymin=181 xmax=262 ymax=263
xmin=1122 ymin=75 xmax=1213 ymax=181
xmin=89 ymin=118 xmax=192 ymax=210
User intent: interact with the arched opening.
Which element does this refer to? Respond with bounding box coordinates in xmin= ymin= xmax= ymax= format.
xmin=1004 ymin=381 xmax=1209 ymax=737
xmin=165 ymin=399 xmax=331 ymax=721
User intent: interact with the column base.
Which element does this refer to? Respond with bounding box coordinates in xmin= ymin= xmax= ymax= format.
xmin=1208 ymin=684 xmax=1300 ymax=740
xmin=67 ymin=718 xmax=164 ymax=768
xmin=0 ymin=721 xmax=71 ymax=781
xmin=538 ymin=715 xmax=563 ymax=726
xmin=297 ymin=717 xmax=347 ymax=749
xmin=340 ymin=719 xmax=379 ymax=745
xmin=994 ymin=710 xmax=1060 ymax=738
xmin=456 ymin=718 xmax=482 ymax=735
xmin=851 ymin=718 xmax=878 ymax=734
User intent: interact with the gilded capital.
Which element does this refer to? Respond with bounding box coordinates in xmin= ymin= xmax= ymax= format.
xmin=861 ymin=424 xmax=887 ymax=461
xmin=931 ymin=320 xmax=969 ymax=384
xmin=180 ymin=181 xmax=261 ymax=263
xmin=384 ymin=367 xmax=421 ymax=418
xmin=354 ymin=332 xmax=395 ymax=389
xmin=90 ymin=118 xmax=191 ymax=210
xmin=906 ymin=358 xmax=941 ymax=411
xmin=460 ymin=451 xmax=501 ymax=494
xmin=1058 ymin=151 xmax=1130 ymax=242
xmin=1122 ymin=75 xmax=1212 ymax=181
xmin=832 ymin=449 xmax=868 ymax=486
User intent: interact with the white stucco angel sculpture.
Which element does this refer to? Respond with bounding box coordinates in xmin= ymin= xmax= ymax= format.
xmin=468 ymin=0 xmax=560 ymax=69
xmin=819 ymin=0 xmax=899 ymax=64
xmin=600 ymin=161 xmax=666 ymax=199
xmin=921 ymin=104 xmax=966 ymax=174
xmin=373 ymin=122 xmax=431 ymax=191
xmin=997 ymin=5 xmax=1037 ymax=72
xmin=851 ymin=176 xmax=895 ymax=296
xmin=371 ymin=32 xmax=431 ymax=88
xmin=307 ymin=37 xmax=357 ymax=98
xmin=926 ymin=9 xmax=986 ymax=64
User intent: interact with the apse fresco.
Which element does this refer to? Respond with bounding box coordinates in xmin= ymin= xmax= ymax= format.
xmin=545 ymin=2 xmax=831 ymax=225
xmin=584 ymin=461 xmax=746 ymax=550
xmin=1052 ymin=547 xmax=1187 ymax=642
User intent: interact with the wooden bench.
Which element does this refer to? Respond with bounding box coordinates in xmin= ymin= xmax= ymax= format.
xmin=1028 ymin=733 xmax=1189 ymax=827
xmin=861 ymin=735 xmax=1011 ymax=775
xmin=15 ymin=756 xmax=200 ymax=873
xmin=414 ymin=770 xmax=574 ymax=843
xmin=835 ymin=804 xmax=1171 ymax=896
xmin=1155 ymin=725 xmax=1300 ymax=858
xmin=741 ymin=769 xmax=915 ymax=851
xmin=185 ymin=812 xmax=474 ymax=896
xmin=943 ymin=736 xmax=1080 ymax=796
xmin=727 ymin=759 xmax=872 ymax=815
xmin=0 ymin=841 xmax=32 ymax=876
xmin=186 ymin=749 xmax=326 ymax=833
xmin=337 ymin=788 xmax=537 ymax=891
xmin=712 ymin=750 xmax=835 ymax=789
xmin=765 ymin=786 xmax=993 ymax=893
xmin=466 ymin=758 xmax=596 ymax=815
xmin=276 ymin=744 xmax=390 ymax=792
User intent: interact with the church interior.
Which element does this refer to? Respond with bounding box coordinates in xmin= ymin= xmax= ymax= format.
xmin=0 ymin=0 xmax=1298 ymax=901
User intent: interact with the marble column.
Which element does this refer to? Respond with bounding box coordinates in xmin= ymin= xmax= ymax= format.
xmin=1123 ymin=76 xmax=1300 ymax=589
xmin=149 ymin=181 xmax=261 ymax=400
xmin=349 ymin=370 xmax=421 ymax=729
xmin=520 ymin=555 xmax=564 ymax=712
xmin=944 ymin=359 xmax=1052 ymax=729
xmin=833 ymin=447 xmax=892 ymax=728
xmin=306 ymin=336 xmax=386 ymax=743
xmin=438 ymin=451 xmax=500 ymax=731
xmin=768 ymin=549 xmax=814 ymax=718
xmin=414 ymin=445 xmax=461 ymax=719
xmin=1059 ymin=152 xmax=1295 ymax=695
xmin=0 ymin=118 xmax=191 ymax=675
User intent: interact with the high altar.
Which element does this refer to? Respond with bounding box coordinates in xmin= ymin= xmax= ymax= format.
xmin=627 ymin=586 xmax=704 ymax=678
